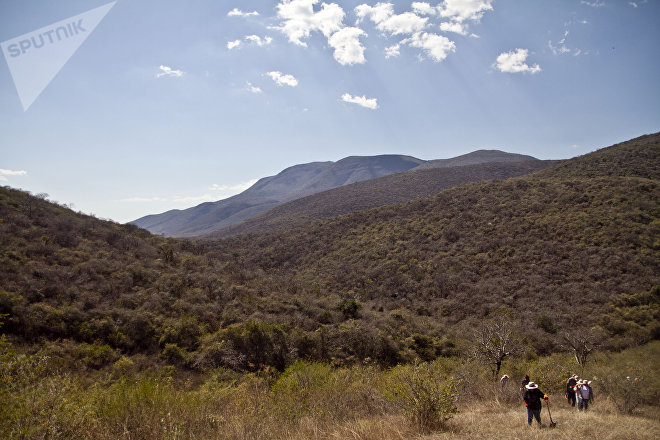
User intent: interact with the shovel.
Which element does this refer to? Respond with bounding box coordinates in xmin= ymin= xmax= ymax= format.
xmin=545 ymin=399 xmax=557 ymax=428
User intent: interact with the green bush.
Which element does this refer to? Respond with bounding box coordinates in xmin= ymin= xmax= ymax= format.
xmin=385 ymin=361 xmax=459 ymax=432
xmin=75 ymin=342 xmax=118 ymax=369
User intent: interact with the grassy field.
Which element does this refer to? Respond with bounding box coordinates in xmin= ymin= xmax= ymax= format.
xmin=2 ymin=341 xmax=658 ymax=439
xmin=280 ymin=406 xmax=660 ymax=440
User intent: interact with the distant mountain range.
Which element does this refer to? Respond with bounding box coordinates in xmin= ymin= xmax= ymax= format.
xmin=131 ymin=150 xmax=541 ymax=237
xmin=211 ymin=160 xmax=556 ymax=238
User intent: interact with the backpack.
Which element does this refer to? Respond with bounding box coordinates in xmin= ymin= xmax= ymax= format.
xmin=581 ymin=386 xmax=591 ymax=399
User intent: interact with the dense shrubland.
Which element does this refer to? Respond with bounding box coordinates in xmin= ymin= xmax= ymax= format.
xmin=0 ymin=133 xmax=659 ymax=437
xmin=1 ymin=330 xmax=658 ymax=439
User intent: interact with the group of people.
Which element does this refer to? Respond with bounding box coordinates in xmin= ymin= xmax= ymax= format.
xmin=565 ymin=374 xmax=594 ymax=411
xmin=499 ymin=373 xmax=595 ymax=427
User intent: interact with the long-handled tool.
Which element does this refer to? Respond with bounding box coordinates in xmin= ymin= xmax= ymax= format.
xmin=545 ymin=399 xmax=557 ymax=428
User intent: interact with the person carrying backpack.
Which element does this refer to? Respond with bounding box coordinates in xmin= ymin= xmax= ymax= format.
xmin=523 ymin=382 xmax=549 ymax=426
xmin=566 ymin=374 xmax=578 ymax=407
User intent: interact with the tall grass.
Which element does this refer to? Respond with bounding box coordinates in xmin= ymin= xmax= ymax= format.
xmin=1 ymin=342 xmax=658 ymax=439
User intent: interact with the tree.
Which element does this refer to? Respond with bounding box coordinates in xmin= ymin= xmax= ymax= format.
xmin=562 ymin=327 xmax=603 ymax=375
xmin=472 ymin=313 xmax=521 ymax=378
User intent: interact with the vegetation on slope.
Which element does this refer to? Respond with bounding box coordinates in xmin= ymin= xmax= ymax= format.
xmin=0 ymin=133 xmax=659 ymax=438
xmin=1 ymin=134 xmax=659 ymax=373
xmin=214 ymin=160 xmax=556 ymax=238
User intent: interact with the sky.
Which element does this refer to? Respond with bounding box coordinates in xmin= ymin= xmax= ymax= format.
xmin=0 ymin=0 xmax=658 ymax=224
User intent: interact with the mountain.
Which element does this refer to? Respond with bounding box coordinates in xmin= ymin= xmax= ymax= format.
xmin=0 ymin=133 xmax=657 ymax=373
xmin=131 ymin=151 xmax=538 ymax=238
xmin=212 ymin=159 xmax=556 ymax=238
xmin=130 ymin=155 xmax=424 ymax=237
xmin=413 ymin=149 xmax=538 ymax=170
xmin=212 ymin=133 xmax=659 ymax=353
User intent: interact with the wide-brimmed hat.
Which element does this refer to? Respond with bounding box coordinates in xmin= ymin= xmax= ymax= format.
xmin=525 ymin=382 xmax=538 ymax=389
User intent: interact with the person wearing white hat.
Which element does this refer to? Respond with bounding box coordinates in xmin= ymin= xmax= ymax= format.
xmin=575 ymin=380 xmax=585 ymax=410
xmin=523 ymin=381 xmax=549 ymax=426
xmin=580 ymin=380 xmax=594 ymax=410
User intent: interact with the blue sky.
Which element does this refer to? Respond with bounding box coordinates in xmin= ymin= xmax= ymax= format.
xmin=1 ymin=0 xmax=658 ymax=223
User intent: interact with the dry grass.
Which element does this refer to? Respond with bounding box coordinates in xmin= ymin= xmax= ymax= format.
xmin=286 ymin=402 xmax=660 ymax=440
xmin=3 ymin=348 xmax=658 ymax=440
xmin=425 ymin=402 xmax=660 ymax=440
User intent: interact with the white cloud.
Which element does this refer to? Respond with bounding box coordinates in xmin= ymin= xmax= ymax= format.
xmin=327 ymin=27 xmax=367 ymax=65
xmin=412 ymin=2 xmax=437 ymax=16
xmin=437 ymin=0 xmax=494 ymax=22
xmin=355 ymin=3 xmax=394 ymax=25
xmin=0 ymin=168 xmax=27 ymax=182
xmin=355 ymin=3 xmax=428 ymax=36
xmin=156 ymin=65 xmax=184 ymax=78
xmin=494 ymin=48 xmax=541 ymax=74
xmin=245 ymin=35 xmax=273 ymax=47
xmin=385 ymin=43 xmax=401 ymax=58
xmin=209 ymin=180 xmax=258 ymax=193
xmin=548 ymin=30 xmax=571 ymax=55
xmin=549 ymin=30 xmax=589 ymax=57
xmin=407 ymin=32 xmax=456 ymax=62
xmin=342 ymin=93 xmax=378 ymax=110
xmin=227 ymin=8 xmax=259 ymax=17
xmin=439 ymin=21 xmax=468 ymax=35
xmin=246 ymin=82 xmax=262 ymax=93
xmin=120 ymin=180 xmax=258 ymax=205
xmin=275 ymin=0 xmax=345 ymax=46
xmin=229 ymin=36 xmax=273 ymax=50
xmin=581 ymin=0 xmax=605 ymax=7
xmin=380 ymin=11 xmax=428 ymax=35
xmin=266 ymin=71 xmax=299 ymax=87
xmin=273 ymin=0 xmax=367 ymax=66
xmin=227 ymin=39 xmax=242 ymax=50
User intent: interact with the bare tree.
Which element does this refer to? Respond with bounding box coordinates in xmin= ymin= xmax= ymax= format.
xmin=562 ymin=328 xmax=603 ymax=375
xmin=472 ymin=313 xmax=521 ymax=378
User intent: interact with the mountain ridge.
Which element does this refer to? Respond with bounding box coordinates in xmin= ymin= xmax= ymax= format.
xmin=131 ymin=150 xmax=537 ymax=237
xmin=211 ymin=159 xmax=556 ymax=238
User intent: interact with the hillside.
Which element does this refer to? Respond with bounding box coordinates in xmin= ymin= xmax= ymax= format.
xmin=208 ymin=133 xmax=659 ymax=354
xmin=0 ymin=133 xmax=658 ymax=375
xmin=130 ymin=155 xmax=423 ymax=237
xmin=535 ymin=132 xmax=660 ymax=179
xmin=213 ymin=160 xmax=556 ymax=238
xmin=413 ymin=149 xmax=538 ymax=170
xmin=131 ymin=151 xmax=537 ymax=238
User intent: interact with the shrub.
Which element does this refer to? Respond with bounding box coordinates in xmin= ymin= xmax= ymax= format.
xmin=338 ymin=298 xmax=361 ymax=319
xmin=385 ymin=361 xmax=459 ymax=432
xmin=160 ymin=343 xmax=189 ymax=365
xmin=598 ymin=374 xmax=650 ymax=414
xmin=74 ymin=342 xmax=118 ymax=369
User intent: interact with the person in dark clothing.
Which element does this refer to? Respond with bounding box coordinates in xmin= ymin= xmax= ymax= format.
xmin=523 ymin=382 xmax=549 ymax=426
xmin=566 ymin=374 xmax=578 ymax=407
xmin=520 ymin=374 xmax=530 ymax=393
